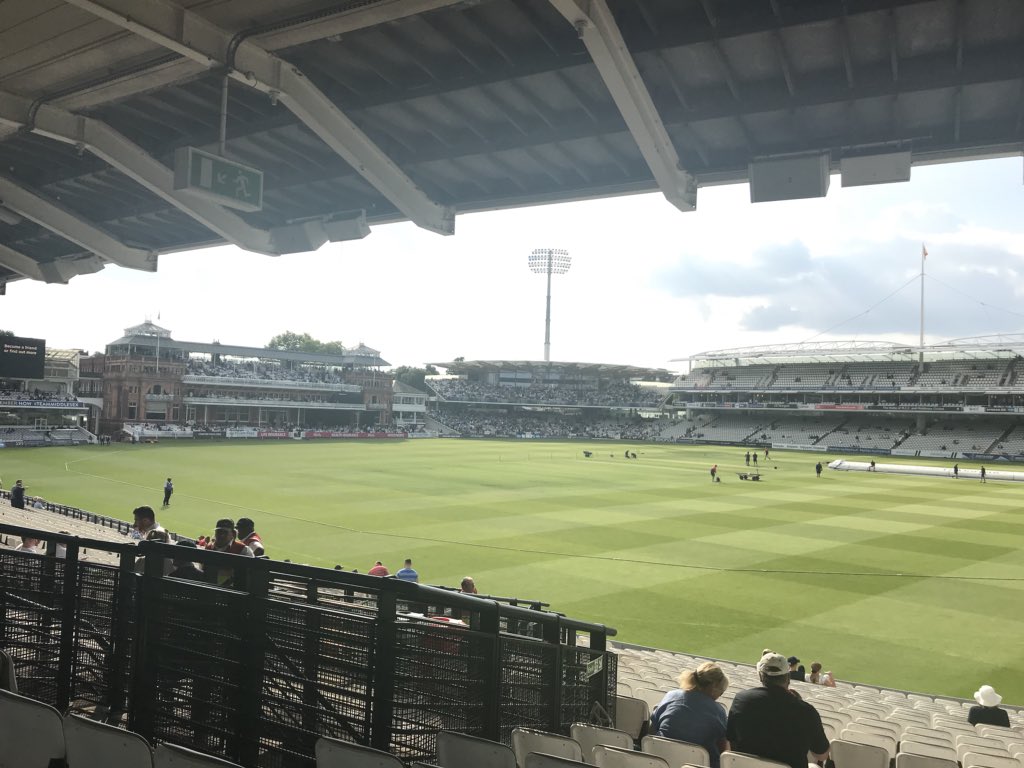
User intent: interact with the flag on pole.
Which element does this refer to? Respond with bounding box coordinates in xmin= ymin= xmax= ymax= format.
xmin=921 ymin=244 xmax=928 ymax=259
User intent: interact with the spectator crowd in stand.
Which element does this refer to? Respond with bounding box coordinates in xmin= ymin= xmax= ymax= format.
xmin=434 ymin=409 xmax=667 ymax=440
xmin=187 ymin=359 xmax=348 ymax=385
xmin=429 ymin=379 xmax=664 ymax=408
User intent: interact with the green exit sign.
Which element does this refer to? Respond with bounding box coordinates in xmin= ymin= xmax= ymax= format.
xmin=173 ymin=146 xmax=263 ymax=212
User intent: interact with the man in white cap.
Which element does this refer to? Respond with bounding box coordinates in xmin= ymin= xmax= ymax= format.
xmin=726 ymin=651 xmax=830 ymax=768
xmin=968 ymin=685 xmax=1009 ymax=727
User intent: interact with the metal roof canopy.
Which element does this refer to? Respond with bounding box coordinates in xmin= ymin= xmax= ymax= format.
xmin=0 ymin=0 xmax=1022 ymax=285
xmin=682 ymin=335 xmax=1024 ymax=367
xmin=106 ymin=321 xmax=389 ymax=366
xmin=433 ymin=359 xmax=670 ymax=377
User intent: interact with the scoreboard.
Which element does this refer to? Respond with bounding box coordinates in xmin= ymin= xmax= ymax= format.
xmin=0 ymin=336 xmax=45 ymax=379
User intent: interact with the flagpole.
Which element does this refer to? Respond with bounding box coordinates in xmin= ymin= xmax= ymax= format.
xmin=919 ymin=244 xmax=926 ymax=365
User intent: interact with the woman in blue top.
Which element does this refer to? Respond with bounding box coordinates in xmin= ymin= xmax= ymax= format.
xmin=650 ymin=662 xmax=730 ymax=768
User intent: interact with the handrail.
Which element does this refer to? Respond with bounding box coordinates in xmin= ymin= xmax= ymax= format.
xmin=0 ymin=490 xmax=135 ymax=535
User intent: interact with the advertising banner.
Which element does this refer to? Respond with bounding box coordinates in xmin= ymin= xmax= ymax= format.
xmin=0 ymin=398 xmax=86 ymax=409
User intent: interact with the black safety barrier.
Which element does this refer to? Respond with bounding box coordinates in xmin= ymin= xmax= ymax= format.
xmin=0 ymin=523 xmax=616 ymax=767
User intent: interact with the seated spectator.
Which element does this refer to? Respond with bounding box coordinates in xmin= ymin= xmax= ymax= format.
xmin=726 ymin=652 xmax=830 ymax=768
xmin=787 ymin=656 xmax=805 ymax=682
xmin=395 ymin=558 xmax=419 ymax=582
xmin=10 ymin=479 xmax=25 ymax=509
xmin=132 ymin=506 xmax=165 ymax=541
xmin=368 ymin=561 xmax=389 ymax=577
xmin=236 ymin=517 xmax=265 ymax=557
xmin=15 ymin=536 xmax=42 ymax=553
xmin=459 ymin=576 xmax=478 ymax=594
xmin=30 ymin=497 xmax=45 ymax=510
xmin=650 ymin=662 xmax=730 ymax=768
xmin=168 ymin=541 xmax=205 ymax=581
xmin=206 ymin=519 xmax=255 ymax=557
xmin=204 ymin=519 xmax=254 ymax=586
xmin=808 ymin=662 xmax=835 ymax=687
xmin=968 ymin=685 xmax=1010 ymax=727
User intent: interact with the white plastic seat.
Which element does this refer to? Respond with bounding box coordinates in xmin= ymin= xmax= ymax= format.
xmin=592 ymin=745 xmax=669 ymax=768
xmin=895 ymin=752 xmax=960 ymax=768
xmin=512 ymin=729 xmax=584 ymax=767
xmin=315 ymin=737 xmax=404 ymax=768
xmin=899 ymin=741 xmax=958 ymax=761
xmin=958 ymin=745 xmax=1012 ymax=763
xmin=960 ymin=752 xmax=1023 ymax=768
xmin=63 ymin=714 xmax=154 ymax=768
xmin=572 ymin=725 xmax=634 ymax=763
xmin=831 ymin=738 xmax=889 ymax=768
xmin=437 ymin=730 xmax=516 ymax=768
xmin=634 ymin=689 xmax=670 ymax=712
xmin=641 ymin=735 xmax=711 ymax=768
xmin=839 ymin=728 xmax=897 ymax=760
xmin=615 ymin=696 xmax=650 ymax=741
xmin=153 ymin=743 xmax=243 ymax=767
xmin=0 ymin=688 xmax=66 ymax=768
xmin=525 ymin=754 xmax=587 ymax=768
xmin=905 ymin=728 xmax=954 ymax=745
xmin=719 ymin=751 xmax=789 ymax=768
xmin=902 ymin=734 xmax=956 ymax=750
xmin=848 ymin=720 xmax=901 ymax=738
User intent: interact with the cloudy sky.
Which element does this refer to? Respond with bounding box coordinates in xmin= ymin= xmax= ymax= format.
xmin=4 ymin=155 xmax=1024 ymax=372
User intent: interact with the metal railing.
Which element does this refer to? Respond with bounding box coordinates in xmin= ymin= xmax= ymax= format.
xmin=0 ymin=523 xmax=616 ymax=767
xmin=0 ymin=491 xmax=134 ymax=535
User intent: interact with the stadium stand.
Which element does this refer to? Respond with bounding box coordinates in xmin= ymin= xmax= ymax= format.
xmin=429 ymin=380 xmax=664 ymax=408
xmin=817 ymin=419 xmax=914 ymax=451
xmin=898 ymin=422 xmax=1008 ymax=454
xmin=914 ymin=361 xmax=1010 ymax=390
xmin=754 ymin=417 xmax=842 ymax=445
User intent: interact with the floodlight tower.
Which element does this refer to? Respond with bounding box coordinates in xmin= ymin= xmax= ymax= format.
xmin=528 ymin=248 xmax=572 ymax=362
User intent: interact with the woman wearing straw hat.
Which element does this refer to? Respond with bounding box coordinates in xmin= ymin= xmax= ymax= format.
xmin=968 ymin=685 xmax=1010 ymax=727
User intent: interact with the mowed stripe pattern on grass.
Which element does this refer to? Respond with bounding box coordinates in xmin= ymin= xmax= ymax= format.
xmin=5 ymin=440 xmax=1024 ymax=702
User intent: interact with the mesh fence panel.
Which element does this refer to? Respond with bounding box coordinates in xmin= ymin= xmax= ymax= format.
xmin=497 ymin=635 xmax=557 ymax=744
xmin=145 ymin=578 xmax=247 ymax=760
xmin=560 ymin=645 xmax=616 ymax=731
xmin=388 ymin=616 xmax=492 ymax=761
xmin=70 ymin=561 xmax=129 ymax=716
xmin=0 ymin=551 xmax=65 ymax=705
xmin=257 ymin=597 xmax=377 ymax=767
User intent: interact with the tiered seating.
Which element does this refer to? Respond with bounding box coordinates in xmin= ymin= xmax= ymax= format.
xmin=689 ymin=416 xmax=764 ymax=444
xmin=836 ymin=362 xmax=917 ymax=389
xmin=819 ymin=419 xmax=911 ymax=450
xmin=916 ymin=361 xmax=1008 ymax=390
xmin=757 ymin=417 xmax=841 ymax=445
xmin=991 ymin=426 xmax=1024 ymax=457
xmin=0 ymin=499 xmax=131 ymax=564
xmin=0 ymin=689 xmax=243 ymax=767
xmin=702 ymin=367 xmax=775 ymax=390
xmin=614 ymin=645 xmax=1024 ymax=768
xmin=772 ymin=365 xmax=834 ymax=390
xmin=898 ymin=423 xmax=1006 ymax=453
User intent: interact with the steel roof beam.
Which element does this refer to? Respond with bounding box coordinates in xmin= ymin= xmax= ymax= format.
xmin=0 ymin=175 xmax=156 ymax=273
xmin=548 ymin=0 xmax=696 ymax=211
xmin=63 ymin=0 xmax=455 ymax=236
xmin=0 ymin=91 xmax=278 ymax=255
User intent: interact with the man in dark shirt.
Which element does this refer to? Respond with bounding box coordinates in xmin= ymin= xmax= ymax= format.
xmin=788 ymin=656 xmax=806 ymax=682
xmin=726 ymin=652 xmax=830 ymax=768
xmin=968 ymin=685 xmax=1010 ymax=727
xmin=10 ymin=479 xmax=26 ymax=509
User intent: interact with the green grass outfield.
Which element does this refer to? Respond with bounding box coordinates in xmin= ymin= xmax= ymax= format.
xmin=4 ymin=439 xmax=1024 ymax=703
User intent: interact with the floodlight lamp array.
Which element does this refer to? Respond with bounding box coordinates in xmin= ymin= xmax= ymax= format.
xmin=528 ymin=248 xmax=571 ymax=274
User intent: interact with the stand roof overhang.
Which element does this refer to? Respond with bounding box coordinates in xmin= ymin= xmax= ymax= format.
xmin=1 ymin=0 xmax=1023 ymax=285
